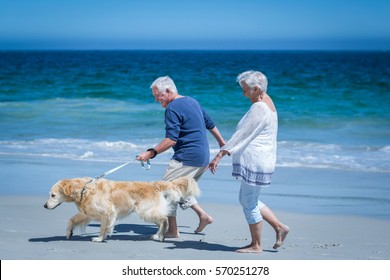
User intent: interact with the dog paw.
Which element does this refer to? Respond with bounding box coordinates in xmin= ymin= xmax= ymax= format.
xmin=150 ymin=234 xmax=159 ymax=241
xmin=66 ymin=230 xmax=73 ymax=239
xmin=92 ymin=237 xmax=104 ymax=242
xmin=150 ymin=234 xmax=164 ymax=242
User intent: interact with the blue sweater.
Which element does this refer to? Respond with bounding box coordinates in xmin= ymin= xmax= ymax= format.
xmin=165 ymin=96 xmax=215 ymax=166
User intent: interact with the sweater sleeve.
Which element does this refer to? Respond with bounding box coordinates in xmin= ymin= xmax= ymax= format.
xmin=165 ymin=107 xmax=181 ymax=141
xmin=201 ymin=107 xmax=216 ymax=130
xmin=222 ymin=103 xmax=269 ymax=155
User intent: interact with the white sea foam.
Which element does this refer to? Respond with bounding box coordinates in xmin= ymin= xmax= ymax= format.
xmin=0 ymin=138 xmax=155 ymax=162
xmin=0 ymin=138 xmax=389 ymax=173
xmin=80 ymin=151 xmax=94 ymax=159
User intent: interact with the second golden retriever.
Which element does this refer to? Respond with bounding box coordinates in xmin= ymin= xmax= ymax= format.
xmin=44 ymin=176 xmax=199 ymax=242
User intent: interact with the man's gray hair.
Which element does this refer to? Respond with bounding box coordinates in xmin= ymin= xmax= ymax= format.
xmin=150 ymin=76 xmax=178 ymax=94
xmin=237 ymin=70 xmax=268 ymax=92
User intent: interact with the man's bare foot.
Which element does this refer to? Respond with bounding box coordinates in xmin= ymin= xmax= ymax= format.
xmin=165 ymin=230 xmax=180 ymax=238
xmin=273 ymin=224 xmax=290 ymax=249
xmin=194 ymin=215 xmax=214 ymax=233
xmin=235 ymin=244 xmax=262 ymax=254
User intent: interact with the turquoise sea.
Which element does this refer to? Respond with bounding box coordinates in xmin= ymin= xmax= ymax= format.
xmin=0 ymin=50 xmax=389 ymax=173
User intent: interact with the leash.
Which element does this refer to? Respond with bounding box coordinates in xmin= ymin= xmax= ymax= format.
xmin=80 ymin=158 xmax=151 ymax=199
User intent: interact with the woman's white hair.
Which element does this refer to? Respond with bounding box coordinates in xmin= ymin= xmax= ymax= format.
xmin=237 ymin=70 xmax=268 ymax=92
xmin=150 ymin=76 xmax=178 ymax=94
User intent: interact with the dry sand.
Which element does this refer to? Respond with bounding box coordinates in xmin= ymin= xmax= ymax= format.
xmin=0 ymin=195 xmax=389 ymax=260
xmin=1 ymin=156 xmax=389 ymax=278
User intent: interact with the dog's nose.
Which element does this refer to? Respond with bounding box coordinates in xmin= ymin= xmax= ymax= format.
xmin=44 ymin=203 xmax=48 ymax=208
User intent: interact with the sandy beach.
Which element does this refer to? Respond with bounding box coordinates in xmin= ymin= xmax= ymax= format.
xmin=1 ymin=196 xmax=390 ymax=261
xmin=0 ymin=155 xmax=389 ymax=261
xmin=1 ymin=155 xmax=390 ymax=280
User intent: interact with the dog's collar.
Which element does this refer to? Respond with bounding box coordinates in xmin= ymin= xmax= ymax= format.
xmin=79 ymin=160 xmax=141 ymax=201
xmin=80 ymin=178 xmax=94 ymax=201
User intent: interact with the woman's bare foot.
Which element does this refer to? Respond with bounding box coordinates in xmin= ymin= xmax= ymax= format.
xmin=194 ymin=215 xmax=214 ymax=233
xmin=273 ymin=224 xmax=290 ymax=249
xmin=235 ymin=244 xmax=262 ymax=254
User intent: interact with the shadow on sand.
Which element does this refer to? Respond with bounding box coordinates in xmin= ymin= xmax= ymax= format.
xmin=28 ymin=223 xmax=277 ymax=253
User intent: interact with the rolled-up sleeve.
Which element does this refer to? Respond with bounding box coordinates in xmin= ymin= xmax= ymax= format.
xmin=202 ymin=107 xmax=216 ymax=130
xmin=165 ymin=108 xmax=181 ymax=141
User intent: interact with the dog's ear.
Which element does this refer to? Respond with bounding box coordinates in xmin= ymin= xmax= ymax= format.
xmin=61 ymin=179 xmax=86 ymax=199
xmin=61 ymin=180 xmax=73 ymax=196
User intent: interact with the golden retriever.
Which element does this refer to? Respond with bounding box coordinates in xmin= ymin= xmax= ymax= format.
xmin=44 ymin=176 xmax=199 ymax=242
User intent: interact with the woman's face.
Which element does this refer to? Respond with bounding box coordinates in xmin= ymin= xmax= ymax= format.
xmin=241 ymin=81 xmax=254 ymax=99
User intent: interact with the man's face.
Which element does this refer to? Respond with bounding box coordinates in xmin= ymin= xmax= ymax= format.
xmin=152 ymin=87 xmax=171 ymax=108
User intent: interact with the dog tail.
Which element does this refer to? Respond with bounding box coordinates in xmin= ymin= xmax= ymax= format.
xmin=171 ymin=176 xmax=200 ymax=198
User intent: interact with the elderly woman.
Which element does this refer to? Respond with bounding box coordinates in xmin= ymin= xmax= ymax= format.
xmin=209 ymin=70 xmax=289 ymax=253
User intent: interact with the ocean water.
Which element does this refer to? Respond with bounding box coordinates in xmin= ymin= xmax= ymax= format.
xmin=1 ymin=50 xmax=389 ymax=173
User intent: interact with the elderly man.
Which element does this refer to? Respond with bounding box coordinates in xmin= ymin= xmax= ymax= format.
xmin=137 ymin=76 xmax=225 ymax=238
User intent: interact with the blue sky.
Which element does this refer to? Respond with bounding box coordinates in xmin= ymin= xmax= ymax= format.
xmin=0 ymin=0 xmax=389 ymax=50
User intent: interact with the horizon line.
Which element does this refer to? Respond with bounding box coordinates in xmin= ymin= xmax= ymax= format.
xmin=1 ymin=48 xmax=389 ymax=52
